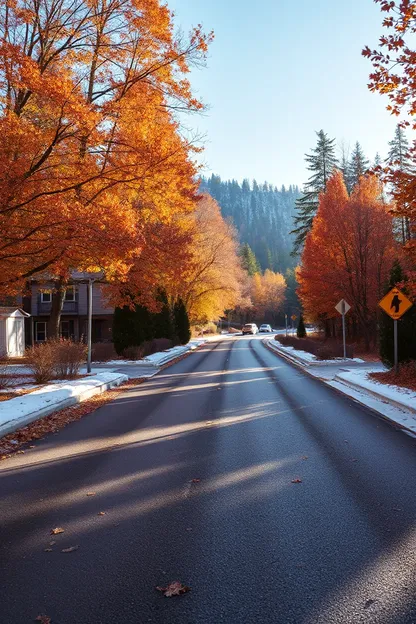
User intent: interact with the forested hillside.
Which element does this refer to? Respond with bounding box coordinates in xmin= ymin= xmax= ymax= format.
xmin=201 ymin=175 xmax=301 ymax=272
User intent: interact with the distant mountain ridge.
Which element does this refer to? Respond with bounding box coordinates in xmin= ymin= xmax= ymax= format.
xmin=200 ymin=175 xmax=301 ymax=273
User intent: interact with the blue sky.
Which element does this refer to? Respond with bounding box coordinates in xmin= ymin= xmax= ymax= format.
xmin=168 ymin=0 xmax=402 ymax=188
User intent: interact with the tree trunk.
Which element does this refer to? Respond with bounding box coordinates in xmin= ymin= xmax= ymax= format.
xmin=48 ymin=277 xmax=68 ymax=339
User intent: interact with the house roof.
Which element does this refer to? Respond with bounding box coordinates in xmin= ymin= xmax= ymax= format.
xmin=0 ymin=307 xmax=30 ymax=318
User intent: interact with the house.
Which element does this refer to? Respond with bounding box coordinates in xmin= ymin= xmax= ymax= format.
xmin=0 ymin=308 xmax=30 ymax=356
xmin=24 ymin=277 xmax=114 ymax=344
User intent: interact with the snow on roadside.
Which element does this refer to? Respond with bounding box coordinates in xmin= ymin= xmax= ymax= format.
xmin=266 ymin=338 xmax=364 ymax=366
xmin=334 ymin=369 xmax=416 ymax=414
xmin=98 ymin=339 xmax=205 ymax=367
xmin=0 ymin=372 xmax=127 ymax=437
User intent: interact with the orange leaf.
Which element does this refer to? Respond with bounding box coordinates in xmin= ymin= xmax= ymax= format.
xmin=156 ymin=581 xmax=191 ymax=597
xmin=61 ymin=545 xmax=79 ymax=553
xmin=51 ymin=527 xmax=64 ymax=535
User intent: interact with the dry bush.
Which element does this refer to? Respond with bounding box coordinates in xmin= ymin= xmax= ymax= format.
xmin=275 ymin=335 xmax=353 ymax=359
xmin=123 ymin=345 xmax=144 ymax=360
xmin=148 ymin=338 xmax=173 ymax=354
xmin=91 ymin=342 xmax=118 ymax=362
xmin=53 ymin=339 xmax=88 ymax=379
xmin=26 ymin=342 xmax=56 ymax=384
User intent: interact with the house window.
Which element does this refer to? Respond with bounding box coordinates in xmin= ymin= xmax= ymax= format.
xmin=40 ymin=291 xmax=52 ymax=303
xmin=35 ymin=321 xmax=47 ymax=342
xmin=65 ymin=287 xmax=76 ymax=302
xmin=60 ymin=320 xmax=75 ymax=340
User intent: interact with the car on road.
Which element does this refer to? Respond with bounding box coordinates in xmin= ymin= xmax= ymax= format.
xmin=242 ymin=323 xmax=259 ymax=335
xmin=259 ymin=324 xmax=272 ymax=333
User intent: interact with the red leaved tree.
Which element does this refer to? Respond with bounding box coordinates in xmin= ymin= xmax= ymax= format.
xmin=298 ymin=171 xmax=397 ymax=349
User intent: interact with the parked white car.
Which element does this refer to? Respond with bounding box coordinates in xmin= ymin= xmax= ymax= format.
xmin=259 ymin=324 xmax=272 ymax=333
xmin=242 ymin=323 xmax=259 ymax=335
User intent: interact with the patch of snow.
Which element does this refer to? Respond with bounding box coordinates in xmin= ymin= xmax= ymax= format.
xmin=334 ymin=369 xmax=416 ymax=415
xmin=0 ymin=372 xmax=127 ymax=438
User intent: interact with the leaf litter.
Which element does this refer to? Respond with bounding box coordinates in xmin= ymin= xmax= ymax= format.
xmin=51 ymin=527 xmax=64 ymax=535
xmin=156 ymin=581 xmax=191 ymax=597
xmin=61 ymin=545 xmax=79 ymax=553
xmin=291 ymin=479 xmax=302 ymax=484
xmin=35 ymin=616 xmax=51 ymax=624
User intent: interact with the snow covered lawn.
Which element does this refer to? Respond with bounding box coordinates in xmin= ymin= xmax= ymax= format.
xmin=100 ymin=339 xmax=205 ymax=368
xmin=0 ymin=372 xmax=127 ymax=437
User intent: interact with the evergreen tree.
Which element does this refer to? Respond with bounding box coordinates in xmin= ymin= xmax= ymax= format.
xmin=374 ymin=152 xmax=382 ymax=168
xmin=240 ymin=243 xmax=261 ymax=276
xmin=379 ymin=260 xmax=416 ymax=366
xmin=291 ymin=130 xmax=337 ymax=254
xmin=297 ymin=314 xmax=306 ymax=338
xmin=152 ymin=289 xmax=174 ymax=340
xmin=173 ymin=298 xmax=191 ymax=345
xmin=387 ymin=124 xmax=412 ymax=243
xmin=340 ymin=147 xmax=351 ymax=192
xmin=347 ymin=141 xmax=369 ymax=190
xmin=112 ymin=304 xmax=152 ymax=355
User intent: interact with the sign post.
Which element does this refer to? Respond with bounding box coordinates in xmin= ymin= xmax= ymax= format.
xmin=285 ymin=314 xmax=288 ymax=338
xmin=379 ymin=287 xmax=413 ymax=374
xmin=291 ymin=314 xmax=297 ymax=335
xmin=335 ymin=299 xmax=351 ymax=359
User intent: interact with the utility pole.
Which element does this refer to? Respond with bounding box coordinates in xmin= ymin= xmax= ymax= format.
xmin=87 ymin=279 xmax=93 ymax=373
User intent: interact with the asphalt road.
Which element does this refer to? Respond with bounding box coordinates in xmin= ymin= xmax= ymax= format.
xmin=1 ymin=336 xmax=416 ymax=624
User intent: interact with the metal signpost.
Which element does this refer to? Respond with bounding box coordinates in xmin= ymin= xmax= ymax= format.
xmin=285 ymin=314 xmax=288 ymax=337
xmin=335 ymin=299 xmax=351 ymax=359
xmin=378 ymin=287 xmax=413 ymax=374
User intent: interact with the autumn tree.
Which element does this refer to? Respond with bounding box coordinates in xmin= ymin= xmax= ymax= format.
xmin=363 ymin=1 xmax=416 ymax=293
xmin=291 ymin=130 xmax=337 ymax=254
xmin=298 ymin=171 xmax=397 ymax=349
xmin=251 ymin=269 xmax=286 ymax=326
xmin=178 ymin=194 xmax=244 ymax=324
xmin=0 ymin=0 xmax=212 ymax=333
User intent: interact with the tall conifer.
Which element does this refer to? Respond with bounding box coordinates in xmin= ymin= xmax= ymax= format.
xmin=291 ymin=130 xmax=337 ymax=254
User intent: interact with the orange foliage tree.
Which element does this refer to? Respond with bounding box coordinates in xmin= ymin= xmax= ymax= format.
xmin=0 ymin=0 xmax=212 ymax=301
xmin=363 ymin=0 xmax=416 ymax=292
xmin=251 ymin=270 xmax=286 ymax=325
xmin=298 ymin=171 xmax=397 ymax=348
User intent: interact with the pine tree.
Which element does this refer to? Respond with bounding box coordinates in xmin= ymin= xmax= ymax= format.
xmin=379 ymin=259 xmax=416 ymax=366
xmin=340 ymin=146 xmax=351 ymax=192
xmin=297 ymin=314 xmax=306 ymax=338
xmin=374 ymin=152 xmax=382 ymax=168
xmin=387 ymin=124 xmax=412 ymax=243
xmin=174 ymin=298 xmax=191 ymax=345
xmin=347 ymin=141 xmax=369 ymax=190
xmin=240 ymin=243 xmax=261 ymax=276
xmin=291 ymin=130 xmax=337 ymax=254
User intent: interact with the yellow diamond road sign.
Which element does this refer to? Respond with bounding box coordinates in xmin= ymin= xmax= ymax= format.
xmin=379 ymin=287 xmax=413 ymax=320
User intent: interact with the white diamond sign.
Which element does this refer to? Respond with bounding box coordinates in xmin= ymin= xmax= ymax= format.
xmin=335 ymin=299 xmax=351 ymax=315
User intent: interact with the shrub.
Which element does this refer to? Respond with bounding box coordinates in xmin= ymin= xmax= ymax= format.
xmin=316 ymin=346 xmax=335 ymax=360
xmin=297 ymin=314 xmax=306 ymax=338
xmin=123 ymin=345 xmax=144 ymax=360
xmin=26 ymin=339 xmax=87 ymax=383
xmin=26 ymin=342 xmax=56 ymax=383
xmin=53 ymin=339 xmax=88 ymax=379
xmin=275 ymin=335 xmax=353 ymax=359
xmin=91 ymin=342 xmax=118 ymax=362
xmin=173 ymin=298 xmax=191 ymax=345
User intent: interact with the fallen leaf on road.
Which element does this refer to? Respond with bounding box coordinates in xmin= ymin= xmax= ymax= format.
xmin=291 ymin=479 xmax=302 ymax=484
xmin=35 ymin=616 xmax=51 ymax=624
xmin=186 ymin=527 xmax=192 ymax=531
xmin=51 ymin=527 xmax=64 ymax=535
xmin=49 ymin=541 xmax=56 ymax=546
xmin=61 ymin=545 xmax=79 ymax=553
xmin=351 ymin=458 xmax=358 ymax=462
xmin=301 ymin=456 xmax=308 ymax=460
xmin=156 ymin=581 xmax=191 ymax=597
xmin=44 ymin=548 xmax=53 ymax=552
xmin=190 ymin=478 xmax=201 ymax=483
xmin=97 ymin=511 xmax=106 ymax=516
xmin=86 ymin=492 xmax=96 ymax=496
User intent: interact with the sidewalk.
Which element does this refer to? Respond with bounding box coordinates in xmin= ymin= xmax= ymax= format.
xmin=264 ymin=338 xmax=416 ymax=433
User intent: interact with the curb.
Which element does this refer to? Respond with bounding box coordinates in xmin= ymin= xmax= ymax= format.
xmin=333 ymin=374 xmax=416 ymax=416
xmin=262 ymin=339 xmax=416 ymax=433
xmin=0 ymin=373 xmax=128 ymax=438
